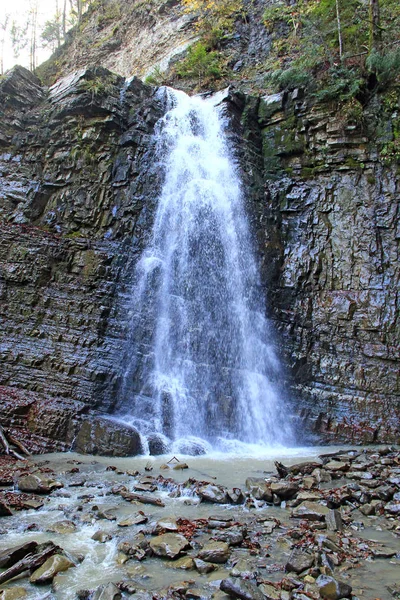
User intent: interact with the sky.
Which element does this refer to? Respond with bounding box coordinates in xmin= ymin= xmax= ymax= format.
xmin=1 ymin=0 xmax=59 ymax=72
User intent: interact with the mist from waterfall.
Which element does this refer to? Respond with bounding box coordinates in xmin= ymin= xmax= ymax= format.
xmin=116 ymin=87 xmax=294 ymax=454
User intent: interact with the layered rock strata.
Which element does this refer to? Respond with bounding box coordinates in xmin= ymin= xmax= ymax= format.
xmin=0 ymin=66 xmax=399 ymax=452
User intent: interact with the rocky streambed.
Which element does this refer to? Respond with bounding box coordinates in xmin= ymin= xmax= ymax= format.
xmin=0 ymin=447 xmax=399 ymax=600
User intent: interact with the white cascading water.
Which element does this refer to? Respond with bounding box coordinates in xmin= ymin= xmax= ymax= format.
xmin=117 ymin=88 xmax=294 ymax=453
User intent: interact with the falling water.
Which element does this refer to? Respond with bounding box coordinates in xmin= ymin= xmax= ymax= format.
xmin=117 ymin=88 xmax=294 ymax=453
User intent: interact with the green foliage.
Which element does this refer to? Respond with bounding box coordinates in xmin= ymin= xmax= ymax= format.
xmin=366 ymin=48 xmax=400 ymax=88
xmin=314 ymin=66 xmax=363 ymax=102
xmin=182 ymin=0 xmax=243 ymax=49
xmin=262 ymin=0 xmax=400 ymax=97
xmin=79 ymin=76 xmax=112 ymax=98
xmin=145 ymin=65 xmax=167 ymax=86
xmin=266 ymin=66 xmax=310 ymax=91
xmin=176 ymin=42 xmax=222 ymax=83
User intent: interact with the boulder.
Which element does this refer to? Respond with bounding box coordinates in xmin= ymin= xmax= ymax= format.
xmin=285 ymin=549 xmax=314 ymax=574
xmin=316 ymin=575 xmax=352 ymax=599
xmin=47 ymin=520 xmax=77 ymax=534
xmin=198 ymin=541 xmax=230 ymax=563
xmin=149 ymin=533 xmax=190 ymax=559
xmin=270 ymin=481 xmax=299 ymax=499
xmin=213 ymin=526 xmax=245 ymax=546
xmin=74 ymin=417 xmax=142 ymax=457
xmin=292 ymin=501 xmax=329 ymax=521
xmin=18 ymin=474 xmax=63 ymax=494
xmin=30 ymin=554 xmax=75 ymax=583
xmin=220 ymin=577 xmax=265 ymax=600
xmin=198 ymin=484 xmax=229 ymax=504
xmin=147 ymin=433 xmax=170 ymax=455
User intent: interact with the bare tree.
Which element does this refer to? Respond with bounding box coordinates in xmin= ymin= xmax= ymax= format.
xmin=369 ymin=0 xmax=382 ymax=51
xmin=335 ymin=0 xmax=343 ymax=59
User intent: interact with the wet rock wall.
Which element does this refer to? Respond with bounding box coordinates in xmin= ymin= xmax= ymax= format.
xmin=0 ymin=66 xmax=163 ymax=449
xmin=244 ymin=90 xmax=400 ymax=443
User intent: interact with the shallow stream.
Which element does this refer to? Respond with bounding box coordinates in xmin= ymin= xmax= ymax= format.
xmin=0 ymin=446 xmax=399 ymax=599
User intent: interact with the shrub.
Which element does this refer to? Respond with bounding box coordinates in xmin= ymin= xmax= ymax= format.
xmin=176 ymin=42 xmax=222 ymax=83
xmin=366 ymin=48 xmax=400 ymax=89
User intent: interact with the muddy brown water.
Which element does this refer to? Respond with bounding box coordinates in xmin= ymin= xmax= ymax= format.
xmin=0 ymin=447 xmax=399 ymax=599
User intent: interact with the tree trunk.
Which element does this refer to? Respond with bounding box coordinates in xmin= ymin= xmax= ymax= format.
xmin=369 ymin=0 xmax=381 ymax=51
xmin=335 ymin=0 xmax=343 ymax=60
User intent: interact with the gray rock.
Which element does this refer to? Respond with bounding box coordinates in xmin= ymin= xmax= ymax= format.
xmin=193 ymin=558 xmax=216 ymax=574
xmin=286 ymin=549 xmax=315 ymax=574
xmin=149 ymin=533 xmax=190 ymax=559
xmin=213 ymin=526 xmax=245 ymax=546
xmin=220 ymin=577 xmax=265 ymax=600
xmin=198 ymin=484 xmax=229 ymax=504
xmin=316 ymin=575 xmax=352 ymax=599
xmin=75 ymin=418 xmax=142 ymax=457
xmin=198 ymin=541 xmax=230 ymax=563
xmin=292 ymin=501 xmax=329 ymax=521
xmin=92 ymin=583 xmax=122 ymax=600
xmin=18 ymin=474 xmax=63 ymax=494
xmin=270 ymin=481 xmax=299 ymax=499
xmin=30 ymin=554 xmax=75 ymax=583
xmin=326 ymin=509 xmax=343 ymax=532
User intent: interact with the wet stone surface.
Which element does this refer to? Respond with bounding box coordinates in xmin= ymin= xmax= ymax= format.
xmin=0 ymin=447 xmax=399 ymax=599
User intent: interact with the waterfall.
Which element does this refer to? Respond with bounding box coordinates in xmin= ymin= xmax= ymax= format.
xmin=116 ymin=88 xmax=294 ymax=453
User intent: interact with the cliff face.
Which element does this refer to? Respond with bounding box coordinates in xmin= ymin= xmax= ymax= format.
xmin=251 ymin=92 xmax=400 ymax=443
xmin=38 ymin=0 xmax=198 ymax=84
xmin=0 ymin=64 xmax=399 ymax=453
xmin=0 ymin=66 xmax=164 ymax=452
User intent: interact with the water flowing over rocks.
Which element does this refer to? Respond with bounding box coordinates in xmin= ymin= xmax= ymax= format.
xmin=0 ymin=447 xmax=398 ymax=599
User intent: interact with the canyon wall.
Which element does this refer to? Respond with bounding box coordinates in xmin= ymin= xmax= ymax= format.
xmin=0 ymin=65 xmax=398 ymax=452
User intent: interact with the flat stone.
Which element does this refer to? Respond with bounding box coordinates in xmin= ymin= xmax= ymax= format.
xmin=286 ymin=549 xmax=314 ymax=574
xmin=18 ymin=473 xmax=63 ymax=494
xmin=30 ymin=554 xmax=75 ymax=583
xmin=270 ymin=481 xmax=299 ymax=499
xmin=47 ymin=520 xmax=77 ymax=534
xmin=292 ymin=501 xmax=329 ymax=521
xmin=198 ymin=541 xmax=230 ymax=563
xmin=213 ymin=526 xmax=245 ymax=546
xmin=0 ymin=587 xmax=27 ymax=599
xmin=316 ymin=575 xmax=352 ymax=599
xmin=118 ymin=513 xmax=148 ymax=527
xmin=324 ymin=461 xmax=349 ymax=472
xmin=166 ymin=556 xmax=194 ymax=570
xmin=149 ymin=533 xmax=190 ymax=559
xmin=156 ymin=516 xmax=178 ymax=532
xmin=220 ymin=577 xmax=265 ymax=600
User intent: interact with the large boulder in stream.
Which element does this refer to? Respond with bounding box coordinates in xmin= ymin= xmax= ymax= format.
xmin=74 ymin=417 xmax=142 ymax=456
